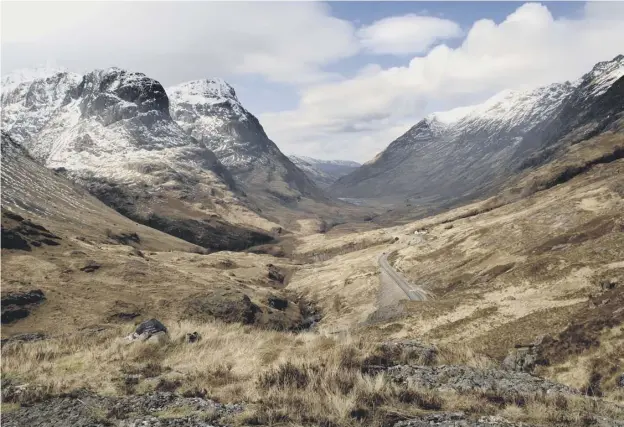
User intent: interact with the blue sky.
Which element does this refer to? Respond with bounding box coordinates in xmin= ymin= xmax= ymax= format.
xmin=2 ymin=1 xmax=622 ymax=161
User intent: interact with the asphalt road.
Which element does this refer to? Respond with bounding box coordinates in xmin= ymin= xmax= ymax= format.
xmin=378 ymin=251 xmax=427 ymax=301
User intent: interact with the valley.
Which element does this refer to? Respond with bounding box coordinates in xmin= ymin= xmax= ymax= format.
xmin=1 ymin=54 xmax=624 ymax=427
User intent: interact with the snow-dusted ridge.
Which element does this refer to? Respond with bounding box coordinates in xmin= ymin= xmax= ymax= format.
xmin=2 ymin=67 xmax=226 ymax=185
xmin=1 ymin=67 xmax=283 ymax=249
xmin=168 ymin=78 xmax=323 ymax=199
xmin=331 ymin=54 xmax=624 ymax=205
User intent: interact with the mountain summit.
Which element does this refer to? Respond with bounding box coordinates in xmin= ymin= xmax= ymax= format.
xmin=168 ymin=79 xmax=324 ymax=203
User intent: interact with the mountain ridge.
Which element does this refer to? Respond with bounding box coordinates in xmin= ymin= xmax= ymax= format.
xmin=1 ymin=67 xmax=278 ymax=249
xmin=330 ymin=55 xmax=624 ymax=210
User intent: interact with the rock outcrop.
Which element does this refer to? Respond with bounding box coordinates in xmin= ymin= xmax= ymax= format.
xmin=385 ymin=365 xmax=575 ymax=395
xmin=1 ymin=289 xmax=46 ymax=324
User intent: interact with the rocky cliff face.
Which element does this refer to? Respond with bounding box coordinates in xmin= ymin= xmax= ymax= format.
xmin=330 ymin=55 xmax=624 ymax=209
xmin=168 ymin=79 xmax=324 ymax=203
xmin=1 ymin=68 xmax=273 ymax=249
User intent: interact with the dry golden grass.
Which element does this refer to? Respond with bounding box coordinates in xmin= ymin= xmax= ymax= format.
xmin=3 ymin=320 xmax=622 ymax=426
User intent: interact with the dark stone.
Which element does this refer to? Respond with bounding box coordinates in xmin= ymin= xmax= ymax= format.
xmin=80 ymin=261 xmax=101 ymax=272
xmin=21 ymin=220 xmax=50 ymax=233
xmin=110 ymin=312 xmax=140 ymax=321
xmin=617 ymin=374 xmax=624 ymax=388
xmin=268 ymin=295 xmax=288 ymax=310
xmin=39 ymin=238 xmax=61 ymax=246
xmin=1 ymin=214 xmax=61 ymax=251
xmin=267 ymin=264 xmax=285 ymax=283
xmin=1 ymin=227 xmax=31 ymax=251
xmin=135 ymin=318 xmax=168 ymax=336
xmin=185 ymin=332 xmax=201 ymax=343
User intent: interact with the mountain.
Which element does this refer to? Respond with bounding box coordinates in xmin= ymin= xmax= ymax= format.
xmin=168 ymin=79 xmax=324 ymax=203
xmin=288 ymin=156 xmax=361 ymax=188
xmin=1 ymin=67 xmax=275 ymax=250
xmin=330 ymin=55 xmax=624 ymax=210
xmin=1 ymin=131 xmax=197 ymax=252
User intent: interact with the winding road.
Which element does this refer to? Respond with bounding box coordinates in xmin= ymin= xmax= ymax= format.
xmin=378 ymin=251 xmax=428 ymax=301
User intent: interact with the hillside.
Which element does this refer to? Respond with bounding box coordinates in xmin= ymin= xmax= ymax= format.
xmin=1 ymin=131 xmax=197 ymax=253
xmin=3 ymin=120 xmax=623 ymax=426
xmin=331 ymin=56 xmax=624 ymax=213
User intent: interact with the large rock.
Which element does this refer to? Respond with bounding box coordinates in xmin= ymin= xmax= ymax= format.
xmin=127 ymin=319 xmax=169 ymax=343
xmin=501 ymin=340 xmax=545 ymax=373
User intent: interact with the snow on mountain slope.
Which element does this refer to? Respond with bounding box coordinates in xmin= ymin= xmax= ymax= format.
xmin=288 ymin=155 xmax=361 ymax=188
xmin=1 ymin=130 xmax=198 ymax=252
xmin=1 ymin=68 xmax=275 ymax=249
xmin=331 ymin=55 xmax=624 ymax=208
xmin=168 ymin=79 xmax=324 ymax=202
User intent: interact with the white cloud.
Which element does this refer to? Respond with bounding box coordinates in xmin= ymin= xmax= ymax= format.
xmin=358 ymin=14 xmax=462 ymax=55
xmin=1 ymin=1 xmax=358 ymax=85
xmin=261 ymin=2 xmax=624 ymax=161
xmin=3 ymin=1 xmax=624 ymax=162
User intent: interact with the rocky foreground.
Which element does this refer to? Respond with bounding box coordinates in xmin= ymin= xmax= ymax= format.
xmin=2 ymin=321 xmax=623 ymax=426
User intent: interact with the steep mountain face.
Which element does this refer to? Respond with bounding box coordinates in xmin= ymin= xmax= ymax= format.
xmin=288 ymin=156 xmax=361 ymax=188
xmin=331 ymin=55 xmax=624 ymax=208
xmin=168 ymin=79 xmax=324 ymax=203
xmin=1 ymin=131 xmax=197 ymax=252
xmin=1 ymin=68 xmax=274 ymax=250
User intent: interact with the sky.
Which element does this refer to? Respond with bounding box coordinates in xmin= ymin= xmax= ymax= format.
xmin=2 ymin=1 xmax=624 ymax=162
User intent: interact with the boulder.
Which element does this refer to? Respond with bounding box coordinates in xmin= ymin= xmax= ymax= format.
xmin=267 ymin=295 xmax=288 ymax=310
xmin=363 ymin=340 xmax=439 ymax=372
xmin=127 ymin=318 xmax=168 ymax=342
xmin=1 ymin=228 xmax=31 ymax=251
xmin=1 ymin=332 xmax=46 ymax=348
xmin=501 ymin=337 xmax=545 ymax=373
xmin=267 ymin=264 xmax=285 ymax=284
xmin=394 ymin=413 xmax=536 ymax=426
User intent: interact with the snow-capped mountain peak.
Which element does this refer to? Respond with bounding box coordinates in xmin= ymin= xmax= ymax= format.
xmin=577 ymin=54 xmax=624 ymax=96
xmin=167 ymin=77 xmax=323 ymax=199
xmin=1 ymin=67 xmax=70 ymax=94
xmin=168 ymin=78 xmax=238 ymax=104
